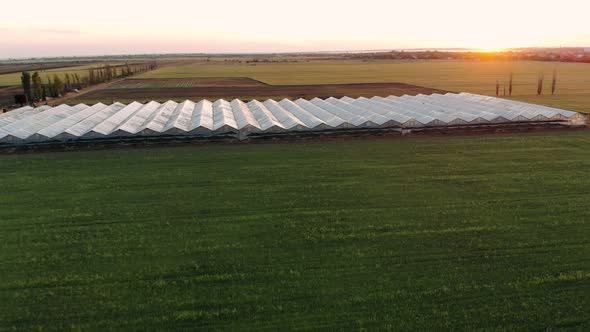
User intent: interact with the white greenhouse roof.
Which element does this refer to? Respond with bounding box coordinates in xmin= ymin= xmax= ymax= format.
xmin=0 ymin=93 xmax=583 ymax=143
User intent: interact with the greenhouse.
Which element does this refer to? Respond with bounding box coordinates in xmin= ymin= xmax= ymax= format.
xmin=0 ymin=93 xmax=585 ymax=144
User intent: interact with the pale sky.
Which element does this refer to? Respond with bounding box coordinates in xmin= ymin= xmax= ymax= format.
xmin=1 ymin=0 xmax=589 ymax=58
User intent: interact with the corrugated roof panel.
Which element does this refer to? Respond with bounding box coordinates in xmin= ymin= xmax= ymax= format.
xmin=327 ymin=97 xmax=395 ymax=125
xmin=0 ymin=106 xmax=33 ymax=121
xmin=116 ymin=101 xmax=162 ymax=134
xmin=2 ymin=105 xmax=33 ymax=114
xmin=278 ymin=99 xmax=326 ymax=128
xmin=93 ymin=102 xmax=144 ymax=135
xmin=294 ymin=99 xmax=347 ymax=127
xmin=263 ymin=100 xmax=305 ymax=129
xmin=0 ymin=106 xmax=47 ymax=127
xmin=411 ymin=95 xmax=483 ymax=122
xmin=230 ymin=99 xmax=261 ymax=131
xmin=466 ymin=95 xmax=541 ymax=120
xmin=396 ymin=96 xmax=458 ymax=123
xmin=426 ymin=94 xmax=505 ymax=122
xmin=65 ymin=103 xmax=126 ymax=137
xmin=190 ymin=100 xmax=214 ymax=131
xmin=170 ymin=100 xmax=197 ymax=132
xmin=309 ymin=98 xmax=368 ymax=126
xmin=2 ymin=105 xmax=78 ymax=139
xmin=370 ymin=97 xmax=431 ymax=125
xmin=38 ymin=103 xmax=112 ymax=138
xmin=442 ymin=94 xmax=515 ymax=121
xmin=247 ymin=100 xmax=284 ymax=131
xmin=351 ymin=97 xmax=415 ymax=125
xmin=73 ymin=103 xmax=90 ymax=111
xmin=212 ymin=99 xmax=238 ymax=130
xmin=377 ymin=97 xmax=442 ymax=125
xmin=0 ymin=127 xmax=10 ymax=140
xmin=146 ymin=101 xmax=180 ymax=133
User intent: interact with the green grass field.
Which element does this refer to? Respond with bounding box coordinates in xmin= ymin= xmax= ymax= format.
xmin=0 ymin=63 xmax=121 ymax=87
xmin=1 ymin=132 xmax=589 ymax=330
xmin=137 ymin=60 xmax=590 ymax=113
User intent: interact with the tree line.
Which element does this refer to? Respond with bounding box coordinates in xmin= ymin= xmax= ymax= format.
xmin=18 ymin=62 xmax=158 ymax=105
xmin=495 ymin=69 xmax=558 ymax=97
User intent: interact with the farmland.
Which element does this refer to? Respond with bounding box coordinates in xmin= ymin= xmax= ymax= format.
xmin=1 ymin=132 xmax=590 ymax=330
xmin=0 ymin=62 xmax=93 ymax=75
xmin=71 ymin=77 xmax=446 ymax=103
xmin=121 ymin=60 xmax=590 ymax=113
xmin=0 ymin=63 xmax=121 ymax=87
xmin=4 ymin=59 xmax=590 ymax=113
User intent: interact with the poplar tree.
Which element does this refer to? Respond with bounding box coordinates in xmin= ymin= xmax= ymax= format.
xmin=31 ymin=72 xmax=43 ymax=101
xmin=551 ymin=69 xmax=557 ymax=95
xmin=537 ymin=73 xmax=544 ymax=96
xmin=52 ymin=75 xmax=65 ymax=97
xmin=20 ymin=72 xmax=32 ymax=104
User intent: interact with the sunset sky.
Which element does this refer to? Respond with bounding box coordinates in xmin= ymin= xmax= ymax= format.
xmin=1 ymin=0 xmax=589 ymax=58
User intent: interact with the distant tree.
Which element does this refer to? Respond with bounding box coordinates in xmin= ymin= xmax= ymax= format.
xmin=31 ymin=72 xmax=43 ymax=101
xmin=20 ymin=72 xmax=32 ymax=104
xmin=537 ymin=73 xmax=544 ymax=95
xmin=104 ymin=64 xmax=112 ymax=81
xmin=46 ymin=77 xmax=54 ymax=97
xmin=551 ymin=68 xmax=557 ymax=95
xmin=81 ymin=75 xmax=89 ymax=87
xmin=495 ymin=80 xmax=500 ymax=96
xmin=508 ymin=72 xmax=513 ymax=96
xmin=52 ymin=75 xmax=65 ymax=97
xmin=65 ymin=73 xmax=72 ymax=91
xmin=88 ymin=68 xmax=96 ymax=85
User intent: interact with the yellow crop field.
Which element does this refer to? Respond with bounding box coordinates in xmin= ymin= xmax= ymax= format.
xmin=138 ymin=60 xmax=590 ymax=113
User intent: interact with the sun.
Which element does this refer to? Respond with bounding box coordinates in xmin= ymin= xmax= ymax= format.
xmin=476 ymin=48 xmax=508 ymax=53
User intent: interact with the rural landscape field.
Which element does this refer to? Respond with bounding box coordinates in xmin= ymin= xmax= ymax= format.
xmin=3 ymin=59 xmax=590 ymax=113
xmin=0 ymin=63 xmax=122 ymax=86
xmin=66 ymin=60 xmax=590 ymax=113
xmin=2 ymin=132 xmax=590 ymax=330
xmin=2 ymin=0 xmax=590 ymax=330
xmin=1 ymin=55 xmax=589 ymax=330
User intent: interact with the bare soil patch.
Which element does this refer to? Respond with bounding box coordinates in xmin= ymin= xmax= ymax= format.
xmin=0 ymin=86 xmax=22 ymax=108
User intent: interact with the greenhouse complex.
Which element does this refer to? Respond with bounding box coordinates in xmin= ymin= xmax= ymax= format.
xmin=0 ymin=93 xmax=586 ymax=144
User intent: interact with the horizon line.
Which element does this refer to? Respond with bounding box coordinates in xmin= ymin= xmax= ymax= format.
xmin=2 ymin=46 xmax=590 ymax=61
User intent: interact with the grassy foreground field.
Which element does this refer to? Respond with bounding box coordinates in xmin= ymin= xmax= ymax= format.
xmin=137 ymin=60 xmax=590 ymax=113
xmin=1 ymin=133 xmax=590 ymax=330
